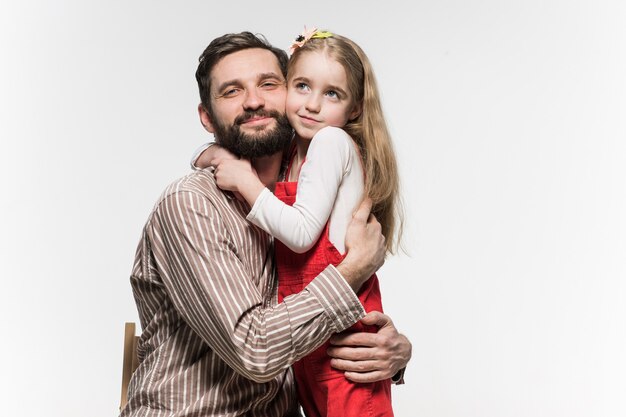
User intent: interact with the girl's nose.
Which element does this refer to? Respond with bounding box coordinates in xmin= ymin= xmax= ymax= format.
xmin=305 ymin=95 xmax=321 ymax=113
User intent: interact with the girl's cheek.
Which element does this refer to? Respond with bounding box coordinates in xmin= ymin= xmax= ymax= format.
xmin=285 ymin=95 xmax=299 ymax=116
xmin=285 ymin=102 xmax=295 ymax=118
xmin=285 ymin=91 xmax=295 ymax=110
xmin=286 ymin=107 xmax=299 ymax=127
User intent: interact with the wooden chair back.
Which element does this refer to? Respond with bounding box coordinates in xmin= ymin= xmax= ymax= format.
xmin=120 ymin=322 xmax=139 ymax=411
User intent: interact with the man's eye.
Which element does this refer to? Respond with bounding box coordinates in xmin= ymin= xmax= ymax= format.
xmin=261 ymin=81 xmax=278 ymax=89
xmin=222 ymin=88 xmax=240 ymax=97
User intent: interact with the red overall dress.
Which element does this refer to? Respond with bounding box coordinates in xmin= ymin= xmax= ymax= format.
xmin=273 ymin=158 xmax=393 ymax=417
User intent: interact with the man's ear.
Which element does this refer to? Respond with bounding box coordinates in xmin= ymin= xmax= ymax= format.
xmin=349 ymin=101 xmax=362 ymax=121
xmin=198 ymin=103 xmax=215 ymax=133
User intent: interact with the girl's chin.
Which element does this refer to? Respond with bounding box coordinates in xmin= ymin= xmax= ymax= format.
xmin=294 ymin=132 xmax=315 ymax=141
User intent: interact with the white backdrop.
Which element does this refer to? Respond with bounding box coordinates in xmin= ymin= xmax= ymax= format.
xmin=1 ymin=1 xmax=624 ymax=416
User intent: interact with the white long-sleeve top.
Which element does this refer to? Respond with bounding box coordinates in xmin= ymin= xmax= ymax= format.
xmin=247 ymin=126 xmax=364 ymax=254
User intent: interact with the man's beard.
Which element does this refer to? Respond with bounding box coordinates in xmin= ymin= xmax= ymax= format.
xmin=212 ymin=109 xmax=293 ymax=159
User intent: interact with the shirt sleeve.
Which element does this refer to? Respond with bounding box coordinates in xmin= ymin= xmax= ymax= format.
xmin=190 ymin=142 xmax=213 ymax=170
xmin=247 ymin=127 xmax=353 ymax=253
xmin=148 ymin=189 xmax=365 ymax=383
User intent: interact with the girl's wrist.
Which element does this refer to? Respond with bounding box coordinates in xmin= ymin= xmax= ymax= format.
xmin=239 ymin=175 xmax=265 ymax=205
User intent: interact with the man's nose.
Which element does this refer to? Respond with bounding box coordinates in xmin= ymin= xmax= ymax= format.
xmin=243 ymin=88 xmax=265 ymax=110
xmin=305 ymin=94 xmax=321 ymax=113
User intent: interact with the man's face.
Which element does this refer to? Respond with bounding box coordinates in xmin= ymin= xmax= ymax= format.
xmin=202 ymin=48 xmax=292 ymax=158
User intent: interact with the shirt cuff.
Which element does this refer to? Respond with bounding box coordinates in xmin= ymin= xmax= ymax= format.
xmin=306 ymin=264 xmax=366 ymax=333
xmin=391 ymin=368 xmax=406 ymax=385
xmin=190 ymin=142 xmax=213 ymax=170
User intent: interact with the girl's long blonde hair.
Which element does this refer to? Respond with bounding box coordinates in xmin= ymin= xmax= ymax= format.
xmin=288 ymin=33 xmax=404 ymax=253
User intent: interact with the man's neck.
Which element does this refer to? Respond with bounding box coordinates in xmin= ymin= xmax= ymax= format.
xmin=251 ymin=152 xmax=282 ymax=191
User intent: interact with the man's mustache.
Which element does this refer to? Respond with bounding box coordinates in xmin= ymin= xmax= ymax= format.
xmin=235 ymin=110 xmax=282 ymax=125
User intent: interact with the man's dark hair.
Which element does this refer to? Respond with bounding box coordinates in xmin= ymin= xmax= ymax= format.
xmin=195 ymin=32 xmax=289 ymax=115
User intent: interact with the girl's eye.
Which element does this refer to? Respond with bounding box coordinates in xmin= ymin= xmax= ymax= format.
xmin=326 ymin=90 xmax=339 ymax=99
xmin=296 ymin=82 xmax=310 ymax=91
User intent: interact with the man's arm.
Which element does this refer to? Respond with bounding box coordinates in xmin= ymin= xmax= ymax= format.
xmin=330 ymin=201 xmax=412 ymax=384
xmin=148 ymin=189 xmax=381 ymax=382
xmin=328 ymin=197 xmax=411 ymax=382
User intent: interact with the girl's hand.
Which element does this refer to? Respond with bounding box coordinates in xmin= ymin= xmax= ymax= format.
xmin=213 ymin=159 xmax=265 ymax=207
xmin=195 ymin=144 xmax=237 ymax=169
xmin=213 ymin=158 xmax=257 ymax=192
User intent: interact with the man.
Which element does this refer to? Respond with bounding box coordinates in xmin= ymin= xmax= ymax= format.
xmin=122 ymin=32 xmax=410 ymax=417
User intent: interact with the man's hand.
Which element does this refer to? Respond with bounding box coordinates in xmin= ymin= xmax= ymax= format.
xmin=327 ymin=311 xmax=412 ymax=383
xmin=336 ymin=199 xmax=386 ymax=292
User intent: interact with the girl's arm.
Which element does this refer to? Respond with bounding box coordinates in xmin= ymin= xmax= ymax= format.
xmin=248 ymin=126 xmax=360 ymax=253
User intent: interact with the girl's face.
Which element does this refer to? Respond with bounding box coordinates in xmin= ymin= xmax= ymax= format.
xmin=286 ymin=51 xmax=361 ymax=140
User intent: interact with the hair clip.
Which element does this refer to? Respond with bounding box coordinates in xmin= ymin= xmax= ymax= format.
xmin=289 ymin=26 xmax=333 ymax=54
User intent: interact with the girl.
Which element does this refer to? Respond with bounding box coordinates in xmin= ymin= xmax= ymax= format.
xmin=206 ymin=29 xmax=402 ymax=417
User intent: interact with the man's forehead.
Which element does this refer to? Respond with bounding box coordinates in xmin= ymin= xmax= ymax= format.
xmin=211 ymin=48 xmax=283 ymax=84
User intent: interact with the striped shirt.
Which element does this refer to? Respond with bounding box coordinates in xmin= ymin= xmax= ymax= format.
xmin=121 ymin=169 xmax=366 ymax=417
